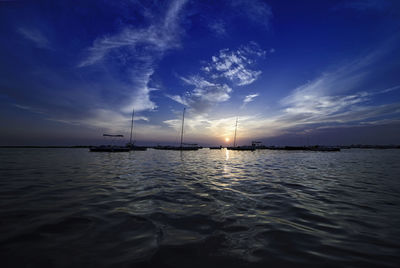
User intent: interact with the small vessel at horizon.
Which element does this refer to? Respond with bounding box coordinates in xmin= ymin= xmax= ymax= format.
xmin=309 ymin=145 xmax=340 ymax=152
xmin=265 ymin=145 xmax=340 ymax=151
xmin=227 ymin=145 xmax=255 ymax=151
xmin=90 ymin=107 xmax=147 ymax=152
xmin=227 ymin=117 xmax=255 ymax=151
xmin=126 ymin=107 xmax=147 ymax=151
xmin=154 ymin=108 xmax=200 ymax=151
xmin=89 ymin=134 xmax=130 ymax=152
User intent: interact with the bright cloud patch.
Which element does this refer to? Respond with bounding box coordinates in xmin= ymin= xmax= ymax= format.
xmin=168 ymin=76 xmax=232 ymax=113
xmin=204 ymin=42 xmax=266 ymax=86
xmin=168 ymin=42 xmax=265 ymax=114
xmin=243 ymin=93 xmax=259 ymax=104
xmin=241 ymin=93 xmax=259 ymax=108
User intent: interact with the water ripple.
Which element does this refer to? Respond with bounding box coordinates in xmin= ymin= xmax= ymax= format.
xmin=0 ymin=148 xmax=399 ymax=267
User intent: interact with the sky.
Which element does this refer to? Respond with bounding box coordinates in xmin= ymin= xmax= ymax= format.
xmin=1 ymin=0 xmax=400 ymax=146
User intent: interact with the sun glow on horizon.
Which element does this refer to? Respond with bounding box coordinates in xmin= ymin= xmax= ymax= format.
xmin=225 ymin=137 xmax=230 ymax=142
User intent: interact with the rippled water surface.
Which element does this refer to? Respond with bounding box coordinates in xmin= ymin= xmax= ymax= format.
xmin=1 ymin=148 xmax=400 ymax=267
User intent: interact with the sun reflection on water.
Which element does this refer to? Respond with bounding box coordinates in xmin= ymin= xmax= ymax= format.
xmin=225 ymin=148 xmax=230 ymax=161
xmin=223 ymin=148 xmax=232 ymax=178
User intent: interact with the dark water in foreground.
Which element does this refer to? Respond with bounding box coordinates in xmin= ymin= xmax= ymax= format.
xmin=0 ymin=148 xmax=399 ymax=267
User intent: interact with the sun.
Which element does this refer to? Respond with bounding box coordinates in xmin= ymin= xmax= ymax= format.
xmin=225 ymin=137 xmax=230 ymax=142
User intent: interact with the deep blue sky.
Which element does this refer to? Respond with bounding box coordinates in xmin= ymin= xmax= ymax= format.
xmin=1 ymin=0 xmax=400 ymax=146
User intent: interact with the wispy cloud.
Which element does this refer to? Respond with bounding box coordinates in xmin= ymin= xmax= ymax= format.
xmin=9 ymin=0 xmax=189 ymax=135
xmin=14 ymin=104 xmax=31 ymax=110
xmin=78 ymin=0 xmax=188 ymax=115
xmin=274 ymin=42 xmax=400 ymax=133
xmin=167 ymin=76 xmax=232 ymax=113
xmin=241 ymin=93 xmax=259 ymax=108
xmin=47 ymin=108 xmax=149 ymax=132
xmin=280 ymin=46 xmax=387 ymax=109
xmin=243 ymin=93 xmax=259 ymax=104
xmin=204 ymin=42 xmax=266 ymax=86
xmin=279 ymin=92 xmax=400 ymax=132
xmin=78 ymin=0 xmax=187 ymax=68
xmin=280 ymin=92 xmax=371 ymax=125
xmin=13 ymin=103 xmax=45 ymax=114
xmin=17 ymin=27 xmax=50 ymax=49
xmin=120 ymin=66 xmax=158 ymax=113
xmin=322 ymin=102 xmax=400 ymax=124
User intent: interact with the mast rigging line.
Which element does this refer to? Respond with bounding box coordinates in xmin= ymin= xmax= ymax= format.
xmin=129 ymin=107 xmax=134 ymax=146
xmin=233 ymin=117 xmax=238 ymax=147
xmin=180 ymin=107 xmax=186 ymax=147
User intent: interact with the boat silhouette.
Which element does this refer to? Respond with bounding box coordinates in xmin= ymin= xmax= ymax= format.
xmin=226 ymin=117 xmax=255 ymax=151
xmin=126 ymin=107 xmax=147 ymax=151
xmin=90 ymin=107 xmax=147 ymax=152
xmin=89 ymin=134 xmax=130 ymax=152
xmin=153 ymin=108 xmax=200 ymax=151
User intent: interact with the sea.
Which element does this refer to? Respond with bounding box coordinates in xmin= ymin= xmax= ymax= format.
xmin=0 ymin=148 xmax=399 ymax=267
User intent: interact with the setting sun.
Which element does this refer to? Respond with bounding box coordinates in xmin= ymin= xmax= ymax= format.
xmin=225 ymin=137 xmax=230 ymax=142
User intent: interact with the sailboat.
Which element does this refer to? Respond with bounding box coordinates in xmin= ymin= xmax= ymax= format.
xmin=90 ymin=107 xmax=146 ymax=152
xmin=126 ymin=107 xmax=147 ymax=151
xmin=89 ymin=134 xmax=130 ymax=152
xmin=227 ymin=117 xmax=255 ymax=151
xmin=154 ymin=108 xmax=199 ymax=150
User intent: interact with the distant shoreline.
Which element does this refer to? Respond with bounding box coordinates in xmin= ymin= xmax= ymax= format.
xmin=1 ymin=145 xmax=400 ymax=149
xmin=0 ymin=146 xmax=92 ymax=148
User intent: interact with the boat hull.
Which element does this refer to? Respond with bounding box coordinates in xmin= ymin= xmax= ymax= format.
xmin=153 ymin=146 xmax=199 ymax=151
xmin=129 ymin=146 xmax=147 ymax=151
xmin=227 ymin=146 xmax=255 ymax=151
xmin=89 ymin=146 xmax=130 ymax=152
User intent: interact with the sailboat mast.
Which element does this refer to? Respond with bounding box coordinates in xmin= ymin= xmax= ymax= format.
xmin=233 ymin=117 xmax=238 ymax=147
xmin=180 ymin=108 xmax=185 ymax=147
xmin=129 ymin=107 xmax=134 ymax=146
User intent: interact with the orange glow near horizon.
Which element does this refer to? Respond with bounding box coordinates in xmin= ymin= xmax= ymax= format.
xmin=225 ymin=137 xmax=230 ymax=142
